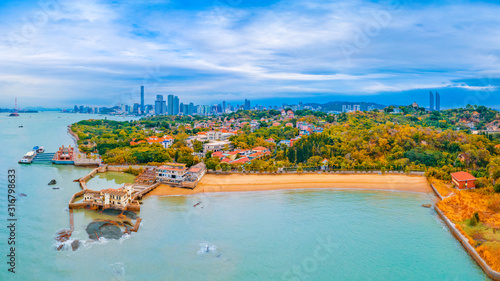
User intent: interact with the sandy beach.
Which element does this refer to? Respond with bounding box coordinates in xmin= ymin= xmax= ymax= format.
xmin=146 ymin=173 xmax=432 ymax=196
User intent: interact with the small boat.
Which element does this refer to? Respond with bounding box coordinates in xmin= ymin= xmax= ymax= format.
xmin=52 ymin=187 xmax=60 ymax=190
xmin=19 ymin=193 xmax=27 ymax=197
xmin=19 ymin=125 xmax=23 ymax=128
xmin=48 ymin=179 xmax=57 ymax=185
xmin=9 ymin=112 xmax=19 ymax=117
xmin=37 ymin=146 xmax=45 ymax=153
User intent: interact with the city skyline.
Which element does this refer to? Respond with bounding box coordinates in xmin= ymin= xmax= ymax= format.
xmin=1 ymin=0 xmax=500 ymax=108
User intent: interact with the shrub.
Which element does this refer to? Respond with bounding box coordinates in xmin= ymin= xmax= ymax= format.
xmin=469 ymin=212 xmax=480 ymax=227
xmin=494 ymin=183 xmax=500 ymax=193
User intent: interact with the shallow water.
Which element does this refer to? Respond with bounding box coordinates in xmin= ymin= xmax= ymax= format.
xmin=0 ymin=112 xmax=490 ymax=280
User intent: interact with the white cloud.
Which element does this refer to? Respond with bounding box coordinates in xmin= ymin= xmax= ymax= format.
xmin=0 ymin=0 xmax=500 ymax=107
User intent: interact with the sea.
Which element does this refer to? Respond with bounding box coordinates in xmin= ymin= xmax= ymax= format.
xmin=0 ymin=112 xmax=491 ymax=281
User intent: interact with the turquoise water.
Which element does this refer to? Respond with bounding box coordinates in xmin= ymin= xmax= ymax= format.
xmin=0 ymin=112 xmax=491 ymax=280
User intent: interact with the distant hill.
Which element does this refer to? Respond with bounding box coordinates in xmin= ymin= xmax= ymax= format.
xmin=304 ymin=101 xmax=386 ymax=112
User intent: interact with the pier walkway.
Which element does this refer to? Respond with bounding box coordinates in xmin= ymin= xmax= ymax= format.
xmin=31 ymin=152 xmax=55 ymax=164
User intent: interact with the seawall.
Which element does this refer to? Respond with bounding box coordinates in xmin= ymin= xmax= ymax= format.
xmin=431 ymin=184 xmax=500 ymax=280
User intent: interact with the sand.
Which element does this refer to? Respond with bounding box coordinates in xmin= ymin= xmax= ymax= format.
xmin=146 ymin=173 xmax=432 ymax=196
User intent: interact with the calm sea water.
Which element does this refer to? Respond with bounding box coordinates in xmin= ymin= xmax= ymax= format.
xmin=0 ymin=112 xmax=490 ymax=280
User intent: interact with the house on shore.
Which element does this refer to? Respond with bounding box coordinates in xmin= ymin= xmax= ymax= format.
xmin=451 ymin=172 xmax=476 ymax=189
xmin=156 ymin=163 xmax=188 ymax=183
xmin=82 ymin=185 xmax=137 ymax=210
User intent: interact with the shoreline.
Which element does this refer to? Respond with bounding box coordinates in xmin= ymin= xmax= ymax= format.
xmin=146 ymin=173 xmax=432 ymax=197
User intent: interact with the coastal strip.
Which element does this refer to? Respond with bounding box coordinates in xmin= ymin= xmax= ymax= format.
xmin=147 ymin=173 xmax=432 ymax=196
xmin=431 ymin=184 xmax=500 ymax=281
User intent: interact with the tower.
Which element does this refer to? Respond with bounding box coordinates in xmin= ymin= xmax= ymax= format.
xmin=429 ymin=91 xmax=434 ymax=111
xmin=436 ymin=92 xmax=440 ymax=111
xmin=167 ymin=94 xmax=174 ymax=115
xmin=173 ymin=96 xmax=179 ymax=115
xmin=140 ymin=86 xmax=145 ymax=115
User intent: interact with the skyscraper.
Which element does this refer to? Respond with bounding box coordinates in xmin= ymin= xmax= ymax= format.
xmin=429 ymin=91 xmax=434 ymax=111
xmin=222 ymin=101 xmax=226 ymax=113
xmin=188 ymin=102 xmax=194 ymax=115
xmin=173 ymin=96 xmax=179 ymax=115
xmin=155 ymin=95 xmax=166 ymax=115
xmin=436 ymin=92 xmax=440 ymax=111
xmin=140 ymin=86 xmax=144 ymax=115
xmin=133 ymin=103 xmax=140 ymax=115
xmin=167 ymin=94 xmax=174 ymax=115
xmin=244 ymin=99 xmax=250 ymax=110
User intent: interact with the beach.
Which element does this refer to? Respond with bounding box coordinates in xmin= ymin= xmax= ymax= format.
xmin=146 ymin=173 xmax=432 ymax=196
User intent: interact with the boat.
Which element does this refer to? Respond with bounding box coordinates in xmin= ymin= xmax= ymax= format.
xmin=9 ymin=112 xmax=19 ymax=117
xmin=35 ymin=146 xmax=45 ymax=153
xmin=19 ymin=151 xmax=36 ymax=164
xmin=19 ymin=125 xmax=23 ymax=128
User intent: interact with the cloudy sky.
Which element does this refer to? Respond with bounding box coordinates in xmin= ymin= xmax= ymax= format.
xmin=0 ymin=0 xmax=499 ymax=109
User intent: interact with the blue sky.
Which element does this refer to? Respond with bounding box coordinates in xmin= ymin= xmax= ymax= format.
xmin=0 ymin=0 xmax=499 ymax=108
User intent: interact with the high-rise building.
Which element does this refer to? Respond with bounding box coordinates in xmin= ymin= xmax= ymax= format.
xmin=140 ymin=86 xmax=144 ymax=115
xmin=244 ymin=99 xmax=250 ymax=110
xmin=182 ymin=104 xmax=189 ymax=115
xmin=173 ymin=96 xmax=179 ymax=115
xmin=133 ymin=103 xmax=140 ymax=115
xmin=429 ymin=91 xmax=434 ymax=111
xmin=167 ymin=95 xmax=174 ymax=115
xmin=155 ymin=95 xmax=166 ymax=115
xmin=188 ymin=102 xmax=194 ymax=115
xmin=436 ymin=92 xmax=440 ymax=111
xmin=222 ymin=101 xmax=226 ymax=112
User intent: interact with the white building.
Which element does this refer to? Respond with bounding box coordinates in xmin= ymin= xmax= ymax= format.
xmin=203 ymin=140 xmax=233 ymax=154
xmin=156 ymin=163 xmax=188 ymax=183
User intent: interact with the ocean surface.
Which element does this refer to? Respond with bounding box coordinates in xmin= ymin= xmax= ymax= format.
xmin=0 ymin=112 xmax=491 ymax=281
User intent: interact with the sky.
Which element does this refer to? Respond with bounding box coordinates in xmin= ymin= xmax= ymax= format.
xmin=0 ymin=0 xmax=500 ymax=109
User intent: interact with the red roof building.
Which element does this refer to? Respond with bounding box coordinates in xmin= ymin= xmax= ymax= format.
xmin=451 ymin=172 xmax=476 ymax=189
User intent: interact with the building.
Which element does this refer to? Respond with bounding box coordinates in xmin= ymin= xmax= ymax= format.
xmin=52 ymin=145 xmax=75 ymax=164
xmin=168 ymin=94 xmax=174 ymax=115
xmin=188 ymin=102 xmax=194 ymax=115
xmin=133 ymin=103 xmax=140 ymax=115
xmin=173 ymin=96 xmax=179 ymax=115
xmin=203 ymin=140 xmax=233 ymax=154
xmin=185 ymin=162 xmax=207 ymax=182
xmin=140 ymin=86 xmax=145 ymax=115
xmin=451 ymin=172 xmax=476 ymax=189
xmin=244 ymin=99 xmax=251 ymax=110
xmin=429 ymin=91 xmax=434 ymax=111
xmin=82 ymin=185 xmax=134 ymax=210
xmin=436 ymin=92 xmax=440 ymax=111
xmin=155 ymin=95 xmax=166 ymax=115
xmin=156 ymin=163 xmax=188 ymax=183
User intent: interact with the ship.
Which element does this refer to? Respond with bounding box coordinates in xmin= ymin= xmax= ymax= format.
xmin=19 ymin=151 xmax=37 ymax=164
xmin=9 ymin=98 xmax=19 ymax=117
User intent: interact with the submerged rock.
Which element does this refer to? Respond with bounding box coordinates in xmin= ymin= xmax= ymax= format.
xmin=87 ymin=221 xmax=123 ymax=240
xmin=422 ymin=204 xmax=432 ymax=208
xmin=48 ymin=179 xmax=57 ymax=185
xmin=71 ymin=240 xmax=80 ymax=251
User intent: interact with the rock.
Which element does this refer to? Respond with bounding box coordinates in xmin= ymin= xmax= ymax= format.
xmin=422 ymin=204 xmax=432 ymax=208
xmin=57 ymin=244 xmax=64 ymax=251
xmin=48 ymin=179 xmax=57 ymax=185
xmin=71 ymin=240 xmax=80 ymax=251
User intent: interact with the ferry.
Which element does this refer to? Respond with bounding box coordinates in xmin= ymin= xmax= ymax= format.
xmin=19 ymin=151 xmax=36 ymax=164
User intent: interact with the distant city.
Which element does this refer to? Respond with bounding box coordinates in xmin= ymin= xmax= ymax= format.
xmin=65 ymin=86 xmax=392 ymax=116
xmin=1 ymin=87 xmax=446 ymax=116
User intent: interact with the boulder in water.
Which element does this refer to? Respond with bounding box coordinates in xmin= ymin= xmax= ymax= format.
xmin=71 ymin=240 xmax=80 ymax=251
xmin=48 ymin=179 xmax=56 ymax=185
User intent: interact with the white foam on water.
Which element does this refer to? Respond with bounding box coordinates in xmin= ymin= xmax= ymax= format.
xmin=198 ymin=242 xmax=217 ymax=255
